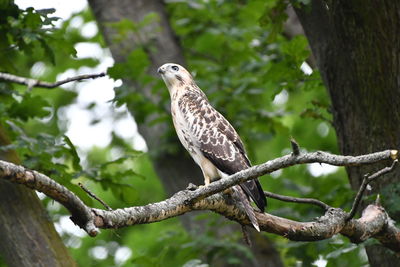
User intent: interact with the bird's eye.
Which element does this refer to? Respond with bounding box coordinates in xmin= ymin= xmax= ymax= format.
xmin=171 ymin=65 xmax=179 ymax=71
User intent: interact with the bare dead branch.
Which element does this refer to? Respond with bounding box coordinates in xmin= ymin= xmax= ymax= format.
xmin=0 ymin=71 xmax=106 ymax=89
xmin=0 ymin=148 xmax=399 ymax=252
xmin=79 ymin=182 xmax=112 ymax=211
xmin=263 ymin=190 xmax=330 ymax=210
xmin=346 ymin=160 xmax=398 ymax=220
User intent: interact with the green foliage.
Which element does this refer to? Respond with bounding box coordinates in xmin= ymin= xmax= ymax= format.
xmin=0 ymin=0 xmax=364 ymax=266
xmin=0 ymin=255 xmax=5 ymax=267
xmin=80 ymin=148 xmax=145 ymax=205
xmin=108 ymin=13 xmax=160 ymax=44
xmin=259 ymin=0 xmax=288 ymax=41
xmin=8 ymin=94 xmax=51 ymax=120
xmin=108 ymin=47 xmax=164 ymax=124
xmin=0 ymin=5 xmax=74 ymax=69
xmin=381 ymin=183 xmax=400 ymax=214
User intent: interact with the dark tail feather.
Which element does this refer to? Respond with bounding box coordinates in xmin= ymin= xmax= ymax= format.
xmin=240 ymin=179 xmax=267 ymax=212
xmin=234 ymin=186 xmax=260 ymax=232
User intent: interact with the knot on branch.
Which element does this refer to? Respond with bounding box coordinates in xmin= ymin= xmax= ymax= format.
xmin=290 ymin=138 xmax=300 ymax=156
xmin=317 ymin=208 xmax=347 ymax=227
xmin=342 ymin=204 xmax=388 ymax=244
xmin=186 ymin=183 xmax=198 ymax=191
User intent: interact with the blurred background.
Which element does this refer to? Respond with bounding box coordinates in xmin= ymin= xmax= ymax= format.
xmin=0 ymin=0 xmax=366 ymax=266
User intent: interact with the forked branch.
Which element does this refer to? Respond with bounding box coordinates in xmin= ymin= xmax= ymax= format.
xmin=347 ymin=159 xmax=398 ymax=220
xmin=263 ymin=190 xmax=331 ymax=210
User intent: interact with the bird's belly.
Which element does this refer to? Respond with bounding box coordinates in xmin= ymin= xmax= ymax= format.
xmin=172 ymin=107 xmax=199 ymax=158
xmin=171 ymin=105 xmax=220 ymax=184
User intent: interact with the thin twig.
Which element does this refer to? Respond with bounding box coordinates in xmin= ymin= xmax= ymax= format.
xmin=79 ymin=183 xmax=112 ymax=211
xmin=346 ymin=160 xmax=398 ymax=220
xmin=290 ymin=137 xmax=300 ymax=156
xmin=375 ymin=194 xmax=381 ymax=206
xmin=264 ymin=190 xmax=331 ymax=210
xmin=0 ymin=72 xmax=106 ymax=89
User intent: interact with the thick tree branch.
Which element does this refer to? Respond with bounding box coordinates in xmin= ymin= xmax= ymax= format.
xmin=0 ymin=149 xmax=399 ymax=252
xmin=0 ymin=161 xmax=98 ymax=236
xmin=0 ymin=71 xmax=106 ymax=89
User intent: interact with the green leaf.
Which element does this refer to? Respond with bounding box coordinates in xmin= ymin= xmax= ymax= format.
xmin=107 ymin=62 xmax=129 ymax=80
xmin=99 ymin=156 xmax=133 ymax=172
xmin=63 ymin=135 xmax=82 ymax=172
xmin=36 ymin=8 xmax=56 ymax=16
xmin=24 ymin=8 xmax=42 ymax=29
xmin=138 ymin=12 xmax=160 ymax=29
xmin=120 ymin=184 xmax=139 ymax=203
xmin=280 ymin=35 xmax=309 ymax=63
xmin=259 ymin=0 xmax=288 ymax=41
xmin=194 ymin=32 xmax=225 ymax=58
xmin=9 ymin=94 xmax=51 ymax=121
xmin=38 ymin=38 xmax=55 ymax=64
xmin=102 ymin=180 xmax=138 ymax=204
xmin=126 ymin=48 xmax=150 ymax=79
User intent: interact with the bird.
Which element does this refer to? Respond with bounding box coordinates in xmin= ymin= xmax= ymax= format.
xmin=157 ymin=63 xmax=266 ymax=231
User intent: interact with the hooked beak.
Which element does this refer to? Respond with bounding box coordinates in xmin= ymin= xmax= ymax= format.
xmin=157 ymin=67 xmax=165 ymax=75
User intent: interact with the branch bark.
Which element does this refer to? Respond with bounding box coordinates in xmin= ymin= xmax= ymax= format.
xmin=0 ymin=149 xmax=399 ymax=252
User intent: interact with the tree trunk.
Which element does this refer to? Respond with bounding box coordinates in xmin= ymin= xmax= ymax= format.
xmin=295 ymin=1 xmax=400 ymax=265
xmin=0 ymin=127 xmax=76 ymax=267
xmin=88 ymin=1 xmax=283 ymax=266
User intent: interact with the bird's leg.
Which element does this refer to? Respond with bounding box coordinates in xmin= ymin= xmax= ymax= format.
xmin=208 ymin=174 xmax=233 ymax=194
xmin=196 ymin=172 xmax=211 ymax=189
xmin=204 ymin=175 xmax=211 ymax=186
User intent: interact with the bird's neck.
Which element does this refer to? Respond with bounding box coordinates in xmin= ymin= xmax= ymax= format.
xmin=168 ymin=80 xmax=207 ymax=103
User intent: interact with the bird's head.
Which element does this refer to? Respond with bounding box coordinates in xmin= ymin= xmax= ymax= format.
xmin=157 ymin=63 xmax=193 ymax=89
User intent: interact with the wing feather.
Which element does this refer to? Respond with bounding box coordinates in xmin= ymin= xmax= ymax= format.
xmin=179 ymin=91 xmax=266 ymax=211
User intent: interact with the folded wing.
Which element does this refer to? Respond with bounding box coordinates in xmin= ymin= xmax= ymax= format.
xmin=179 ymin=91 xmax=266 ymax=212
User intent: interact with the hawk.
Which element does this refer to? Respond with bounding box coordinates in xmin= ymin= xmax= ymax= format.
xmin=157 ymin=63 xmax=266 ymax=231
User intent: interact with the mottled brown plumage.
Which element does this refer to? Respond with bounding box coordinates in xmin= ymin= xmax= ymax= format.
xmin=158 ymin=63 xmax=266 ymax=231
